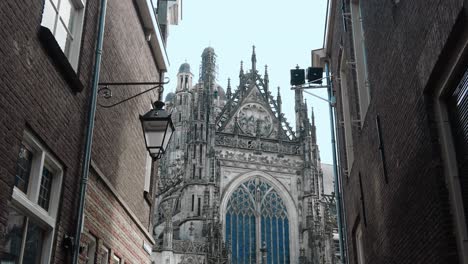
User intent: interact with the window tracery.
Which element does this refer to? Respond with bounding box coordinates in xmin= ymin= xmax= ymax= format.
xmin=226 ymin=178 xmax=290 ymax=263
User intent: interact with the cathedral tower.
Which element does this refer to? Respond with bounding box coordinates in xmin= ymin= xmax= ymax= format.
xmin=153 ymin=48 xmax=336 ymax=264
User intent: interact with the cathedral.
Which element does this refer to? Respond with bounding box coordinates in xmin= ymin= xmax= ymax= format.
xmin=152 ymin=47 xmax=338 ymax=264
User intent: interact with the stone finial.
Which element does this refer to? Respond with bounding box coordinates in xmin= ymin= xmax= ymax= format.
xmin=251 ymin=45 xmax=257 ymax=72
xmin=277 ymin=86 xmax=282 ymax=111
xmin=311 ymin=107 xmax=315 ymax=126
xmin=226 ymin=78 xmax=232 ymax=99
xmin=239 ymin=60 xmax=244 ymax=77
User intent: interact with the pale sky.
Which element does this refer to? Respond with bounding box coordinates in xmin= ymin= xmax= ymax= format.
xmin=165 ymin=0 xmax=332 ymax=164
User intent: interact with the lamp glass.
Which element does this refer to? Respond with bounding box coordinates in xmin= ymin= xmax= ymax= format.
xmin=140 ymin=102 xmax=174 ymax=159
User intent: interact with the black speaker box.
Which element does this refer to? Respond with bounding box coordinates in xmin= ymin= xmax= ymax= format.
xmin=307 ymin=67 xmax=323 ymax=84
xmin=290 ymin=68 xmax=305 ymax=86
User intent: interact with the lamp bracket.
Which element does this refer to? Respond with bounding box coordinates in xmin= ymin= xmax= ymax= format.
xmin=97 ymin=77 xmax=170 ymax=108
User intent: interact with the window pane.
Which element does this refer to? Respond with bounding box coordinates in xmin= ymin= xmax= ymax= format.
xmin=41 ymin=0 xmax=58 ymax=31
xmin=55 ymin=22 xmax=72 ymax=57
xmin=101 ymin=247 xmax=109 ymax=264
xmin=1 ymin=208 xmax=26 ymax=263
xmin=15 ymin=144 xmax=33 ymax=193
xmin=38 ymin=166 xmax=54 ymax=210
xmin=86 ymin=236 xmax=97 ymax=264
xmin=22 ymin=220 xmax=44 ymax=264
xmin=58 ymin=0 xmax=75 ymax=32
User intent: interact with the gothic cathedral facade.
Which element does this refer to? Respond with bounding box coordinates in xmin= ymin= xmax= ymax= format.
xmin=152 ymin=47 xmax=337 ymax=264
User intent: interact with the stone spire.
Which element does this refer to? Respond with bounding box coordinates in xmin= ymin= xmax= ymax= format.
xmin=226 ymin=78 xmax=232 ymax=100
xmin=304 ymin=99 xmax=310 ymax=135
xmin=277 ymin=86 xmax=282 ymax=114
xmin=311 ymin=106 xmax=317 ymax=144
xmin=264 ymin=65 xmax=269 ymax=94
xmin=239 ymin=60 xmax=244 ymax=79
xmin=251 ymin=45 xmax=257 ymax=73
xmin=311 ymin=106 xmax=315 ymax=127
xmin=277 ymin=86 xmax=283 ymax=140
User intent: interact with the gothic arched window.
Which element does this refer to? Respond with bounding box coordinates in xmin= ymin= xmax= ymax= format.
xmin=225 ymin=178 xmax=290 ymax=264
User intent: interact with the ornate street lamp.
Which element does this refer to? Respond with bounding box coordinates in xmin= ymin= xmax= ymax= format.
xmin=140 ymin=100 xmax=175 ymax=160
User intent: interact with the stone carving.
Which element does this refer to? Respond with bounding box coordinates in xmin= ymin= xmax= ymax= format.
xmin=237 ymin=103 xmax=272 ymax=137
xmin=217 ymin=149 xmax=303 ymax=170
xmin=173 ymin=240 xmax=208 ymax=254
xmin=215 ymin=134 xmax=301 ymax=155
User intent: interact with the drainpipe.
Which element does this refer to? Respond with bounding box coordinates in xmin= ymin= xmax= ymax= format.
xmin=325 ymin=61 xmax=346 ymax=264
xmin=72 ymin=0 xmax=107 ymax=263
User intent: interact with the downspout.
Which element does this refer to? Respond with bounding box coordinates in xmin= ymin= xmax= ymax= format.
xmin=325 ymin=61 xmax=346 ymax=264
xmin=72 ymin=0 xmax=107 ymax=263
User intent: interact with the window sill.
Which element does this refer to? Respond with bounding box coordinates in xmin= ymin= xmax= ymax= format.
xmin=38 ymin=26 xmax=83 ymax=93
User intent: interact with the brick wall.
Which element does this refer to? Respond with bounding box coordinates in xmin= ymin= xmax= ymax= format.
xmin=79 ymin=171 xmax=153 ymax=264
xmin=329 ymin=0 xmax=466 ymax=263
xmin=0 ymin=0 xmax=99 ymax=262
xmin=77 ymin=0 xmax=163 ymax=262
xmin=90 ymin=0 xmax=161 ymax=230
xmin=0 ymin=0 xmax=162 ymax=262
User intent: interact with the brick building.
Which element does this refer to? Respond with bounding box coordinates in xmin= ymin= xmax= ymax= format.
xmin=313 ymin=0 xmax=468 ymax=263
xmin=0 ymin=0 xmax=179 ymax=263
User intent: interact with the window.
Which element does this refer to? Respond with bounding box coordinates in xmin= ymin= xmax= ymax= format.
xmin=112 ymin=254 xmax=122 ymax=264
xmin=86 ymin=235 xmax=97 ymax=264
xmin=192 ymin=164 xmax=196 ymax=179
xmin=340 ymin=52 xmax=355 ymax=173
xmin=199 ymin=167 xmax=202 ymax=179
xmin=199 ymin=144 xmax=203 ymax=162
xmin=354 ymin=223 xmax=365 ymax=264
xmin=433 ymin=36 xmax=468 ymax=261
xmin=144 ymin=153 xmax=153 ymax=196
xmin=447 ymin=68 xmax=468 ymax=227
xmin=191 ymin=195 xmax=195 ymax=211
xmin=197 ymin=197 xmax=201 ymax=216
xmin=226 ymin=178 xmax=290 ymax=263
xmin=101 ymin=246 xmax=109 ymax=264
xmin=200 ymin=124 xmax=204 ymax=140
xmin=1 ymin=131 xmax=63 ymax=263
xmin=41 ymin=0 xmax=85 ymax=70
xmin=350 ymin=0 xmax=370 ymax=124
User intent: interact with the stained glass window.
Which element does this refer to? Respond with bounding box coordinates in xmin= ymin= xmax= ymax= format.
xmin=225 ymin=178 xmax=290 ymax=264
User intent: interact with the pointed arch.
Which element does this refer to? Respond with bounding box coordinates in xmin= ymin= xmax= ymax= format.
xmin=220 ymin=171 xmax=299 ymax=263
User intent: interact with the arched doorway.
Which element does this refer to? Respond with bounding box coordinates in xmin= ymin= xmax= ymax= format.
xmin=224 ymin=177 xmax=291 ymax=264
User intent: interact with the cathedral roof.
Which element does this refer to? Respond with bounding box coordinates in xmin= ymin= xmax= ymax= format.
xmin=216 ymin=85 xmax=226 ymax=100
xmin=202 ymin=46 xmax=215 ymax=56
xmin=215 ymin=49 xmax=296 ymax=140
xmin=178 ymin=62 xmax=191 ymax=74
xmin=165 ymin=92 xmax=175 ymax=102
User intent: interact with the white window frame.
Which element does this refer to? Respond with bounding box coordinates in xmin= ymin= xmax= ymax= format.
xmin=350 ymin=0 xmax=370 ymax=125
xmin=86 ymin=235 xmax=97 ymax=264
xmin=144 ymin=153 xmax=152 ymax=194
xmin=10 ymin=130 xmax=64 ymax=263
xmin=340 ymin=52 xmax=355 ymax=174
xmin=41 ymin=0 xmax=86 ymax=71
xmin=112 ymin=254 xmax=122 ymax=264
xmin=355 ymin=223 xmax=365 ymax=264
xmin=101 ymin=246 xmax=110 ymax=264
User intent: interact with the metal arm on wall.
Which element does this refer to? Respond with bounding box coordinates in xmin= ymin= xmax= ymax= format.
xmin=97 ymin=77 xmax=170 ymax=108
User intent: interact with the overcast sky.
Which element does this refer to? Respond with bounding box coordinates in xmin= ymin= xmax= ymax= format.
xmin=165 ymin=0 xmax=332 ymax=164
